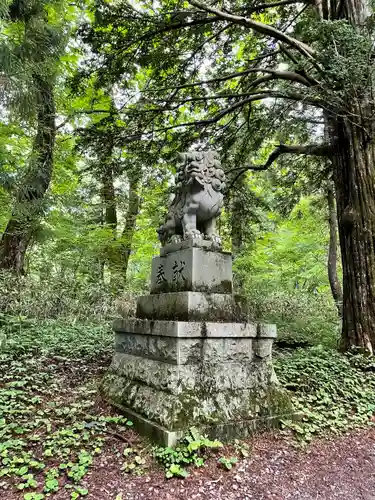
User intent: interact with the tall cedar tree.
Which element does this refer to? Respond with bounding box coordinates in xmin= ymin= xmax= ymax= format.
xmin=0 ymin=1 xmax=64 ymax=273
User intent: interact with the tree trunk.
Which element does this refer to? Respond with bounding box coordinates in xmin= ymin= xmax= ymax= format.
xmin=119 ymin=173 xmax=140 ymax=282
xmin=318 ymin=0 xmax=375 ymax=352
xmin=326 ymin=184 xmax=343 ymax=316
xmin=101 ymin=165 xmax=117 ymax=231
xmin=329 ymin=113 xmax=375 ymax=353
xmin=101 ymin=162 xmax=119 ymax=285
xmin=0 ymin=76 xmax=56 ymax=273
xmin=230 ymin=173 xmax=246 ymax=255
xmin=97 ymin=138 xmax=118 ymax=283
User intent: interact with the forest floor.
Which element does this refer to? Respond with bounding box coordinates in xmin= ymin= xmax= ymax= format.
xmin=2 ymin=319 xmax=375 ymax=500
xmin=74 ymin=428 xmax=375 ymax=500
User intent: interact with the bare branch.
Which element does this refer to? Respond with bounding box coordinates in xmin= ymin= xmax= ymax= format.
xmin=144 ymin=64 xmax=311 ymax=97
xmin=56 ymin=109 xmax=110 ymax=130
xmin=227 ymin=142 xmax=332 ymax=188
xmin=278 ymin=44 xmax=320 ymax=84
xmin=261 ymin=143 xmax=333 ymax=168
xmin=189 ymin=0 xmax=316 ymax=59
xmin=165 ymin=1 xmax=303 ymax=18
xmin=141 ymin=52 xmax=280 ymax=92
xmin=245 ymin=68 xmax=312 ymax=86
xmin=164 ymin=1 xmax=303 ymax=21
xmin=279 ymin=44 xmax=299 ymax=64
xmin=152 ymin=89 xmax=322 ymax=107
xmin=237 ymin=0 xmax=306 ymax=11
xmin=117 ymin=92 xmax=323 ymax=144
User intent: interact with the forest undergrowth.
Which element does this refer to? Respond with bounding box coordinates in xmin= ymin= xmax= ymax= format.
xmin=1 ymin=313 xmax=375 ymax=499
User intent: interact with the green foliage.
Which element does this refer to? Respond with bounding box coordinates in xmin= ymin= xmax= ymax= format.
xmin=121 ymin=447 xmax=146 ymax=475
xmin=303 ymin=19 xmax=373 ymax=97
xmin=0 ymin=316 xmax=134 ymax=497
xmin=165 ymin=464 xmax=189 ymax=479
xmin=276 ymin=347 xmax=375 ymax=441
xmin=218 ymin=456 xmax=237 ymax=470
xmin=24 ymin=493 xmax=45 ymax=500
xmin=153 ymin=428 xmax=223 ymax=478
xmin=235 ymin=197 xmax=331 ymax=294
xmin=0 ymin=0 xmax=71 ymax=117
xmin=233 ymin=439 xmax=251 ymax=458
xmin=71 ymin=487 xmax=89 ymax=499
xmin=0 ymin=270 xmax=125 ymax=321
xmin=249 ymin=291 xmax=339 ymax=348
xmin=0 ymin=314 xmax=113 ymax=358
xmin=0 ymin=121 xmax=32 ymax=232
xmin=1 ymin=2 xmax=375 ymax=496
xmin=233 ymin=196 xmax=339 ymax=348
xmin=2 ymin=310 xmax=375 ymax=494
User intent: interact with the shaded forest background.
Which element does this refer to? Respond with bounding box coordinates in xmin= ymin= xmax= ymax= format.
xmin=0 ymin=0 xmax=351 ymax=351
xmin=5 ymin=2 xmax=375 ymax=496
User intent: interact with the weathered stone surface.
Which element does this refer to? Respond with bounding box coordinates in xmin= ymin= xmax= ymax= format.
xmin=160 ymin=238 xmax=219 ymax=256
xmin=103 ymin=312 xmax=289 ymax=445
xmin=116 ymin=333 xmax=179 ymax=364
xmin=157 ymin=151 xmax=226 ymax=247
xmin=101 ymin=366 xmax=294 ymax=445
xmin=113 ymin=318 xmax=259 ymax=338
xmin=100 ymin=399 xmax=185 ymax=447
xmin=253 ymin=339 xmax=273 ymax=359
xmin=115 ymin=333 xmax=254 ymax=365
xmin=150 ymin=247 xmax=232 ymax=294
xmin=109 ymin=350 xmax=278 ymax=394
xmin=102 ymin=175 xmax=294 ymax=445
xmin=200 ymin=337 xmax=253 ymax=363
xmin=136 ymin=291 xmax=238 ymax=321
xmin=110 ymin=351 xmax=186 ymax=392
xmin=100 ymin=387 xmax=296 ymax=446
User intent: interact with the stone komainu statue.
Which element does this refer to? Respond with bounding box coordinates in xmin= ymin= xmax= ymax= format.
xmin=157 ymin=151 xmax=226 ymax=246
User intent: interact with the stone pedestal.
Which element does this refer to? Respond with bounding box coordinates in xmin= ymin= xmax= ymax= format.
xmin=102 ymin=243 xmax=293 ymax=445
xmin=150 ymin=244 xmax=232 ymax=294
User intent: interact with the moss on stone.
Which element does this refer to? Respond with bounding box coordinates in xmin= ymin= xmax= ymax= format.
xmin=101 ymin=364 xmax=295 ymax=439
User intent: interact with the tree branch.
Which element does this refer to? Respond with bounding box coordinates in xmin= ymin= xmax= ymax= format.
xmin=141 ymin=52 xmax=280 ymax=92
xmin=189 ymin=0 xmax=316 ymax=60
xmin=152 ymin=89 xmax=321 ymax=107
xmin=244 ymin=68 xmax=312 ymax=86
xmin=161 ymin=0 xmax=303 ymax=26
xmin=144 ymin=65 xmax=311 ymax=96
xmin=117 ymin=92 xmax=323 ymax=143
xmin=261 ymin=143 xmax=333 ymax=168
xmin=227 ymin=142 xmax=332 ymax=188
xmin=237 ymin=0 xmax=306 ymax=11
xmin=279 ymin=44 xmax=299 ymax=64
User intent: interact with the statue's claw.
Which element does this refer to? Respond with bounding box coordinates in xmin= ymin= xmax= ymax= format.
xmin=170 ymin=235 xmax=182 ymax=243
xmin=208 ymin=234 xmax=222 ymax=247
xmin=185 ymin=229 xmax=202 ymax=240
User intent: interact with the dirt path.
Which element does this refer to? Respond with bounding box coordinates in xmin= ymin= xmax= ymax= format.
xmin=83 ymin=428 xmax=375 ymax=500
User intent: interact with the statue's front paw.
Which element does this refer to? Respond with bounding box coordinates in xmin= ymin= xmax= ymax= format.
xmin=185 ymin=229 xmax=202 ymax=240
xmin=209 ymin=234 xmax=222 ymax=247
xmin=170 ymin=235 xmax=182 ymax=243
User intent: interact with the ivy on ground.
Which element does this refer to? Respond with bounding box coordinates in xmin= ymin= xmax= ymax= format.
xmin=153 ymin=427 xmax=224 ymax=478
xmin=2 ymin=315 xmax=375 ymax=496
xmin=0 ymin=316 xmax=134 ymax=498
xmin=275 ymin=346 xmax=375 ymax=441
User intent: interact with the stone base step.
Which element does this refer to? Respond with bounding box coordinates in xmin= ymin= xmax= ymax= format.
xmin=136 ymin=291 xmax=252 ymax=322
xmin=101 ymin=370 xmax=295 ymax=446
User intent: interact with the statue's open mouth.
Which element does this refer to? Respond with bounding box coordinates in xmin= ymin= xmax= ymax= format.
xmin=186 ymin=173 xmax=205 ymax=186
